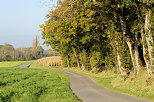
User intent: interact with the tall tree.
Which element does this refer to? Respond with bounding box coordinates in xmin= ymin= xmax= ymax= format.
xmin=41 ymin=0 xmax=154 ymax=76
xmin=31 ymin=35 xmax=44 ymax=59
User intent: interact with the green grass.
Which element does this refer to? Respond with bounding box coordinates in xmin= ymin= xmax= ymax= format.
xmin=0 ymin=61 xmax=33 ymax=68
xmin=0 ymin=67 xmax=81 ymax=102
xmin=30 ymin=63 xmax=154 ymax=101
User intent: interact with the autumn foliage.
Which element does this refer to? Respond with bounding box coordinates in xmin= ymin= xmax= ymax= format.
xmin=41 ymin=0 xmax=154 ymax=76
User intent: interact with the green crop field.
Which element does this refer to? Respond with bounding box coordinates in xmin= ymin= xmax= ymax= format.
xmin=0 ymin=67 xmax=81 ymax=102
xmin=0 ymin=61 xmax=32 ymax=68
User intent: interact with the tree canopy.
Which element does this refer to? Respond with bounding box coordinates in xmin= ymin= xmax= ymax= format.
xmin=41 ymin=0 xmax=154 ymax=76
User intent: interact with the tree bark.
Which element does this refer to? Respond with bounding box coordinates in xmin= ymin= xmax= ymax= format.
xmin=74 ymin=48 xmax=81 ymax=68
xmin=142 ymin=36 xmax=153 ymax=75
xmin=126 ymin=41 xmax=141 ymax=76
xmin=119 ymin=11 xmax=141 ymax=76
xmin=76 ymin=54 xmax=81 ymax=68
xmin=66 ymin=55 xmax=70 ymax=67
xmin=145 ymin=10 xmax=154 ymax=67
xmin=142 ymin=10 xmax=154 ymax=75
xmin=81 ymin=64 xmax=85 ymax=70
xmin=116 ymin=47 xmax=127 ymax=76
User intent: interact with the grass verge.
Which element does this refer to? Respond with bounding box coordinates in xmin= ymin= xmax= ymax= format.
xmin=60 ymin=67 xmax=154 ymax=101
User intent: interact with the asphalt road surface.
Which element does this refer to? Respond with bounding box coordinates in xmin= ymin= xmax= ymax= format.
xmin=18 ymin=62 xmax=33 ymax=68
xmin=52 ymin=69 xmax=152 ymax=102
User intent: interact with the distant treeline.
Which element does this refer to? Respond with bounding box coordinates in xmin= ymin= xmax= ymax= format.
xmin=0 ymin=36 xmax=59 ymax=61
xmin=41 ymin=0 xmax=154 ymax=76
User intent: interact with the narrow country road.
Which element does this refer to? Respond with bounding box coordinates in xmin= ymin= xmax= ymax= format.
xmin=18 ymin=62 xmax=33 ymax=68
xmin=51 ymin=69 xmax=151 ymax=102
xmin=18 ymin=63 xmax=151 ymax=102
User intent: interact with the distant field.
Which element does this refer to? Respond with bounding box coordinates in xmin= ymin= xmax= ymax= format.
xmin=35 ymin=56 xmax=62 ymax=67
xmin=0 ymin=67 xmax=81 ymax=102
xmin=30 ymin=63 xmax=61 ymax=69
xmin=0 ymin=61 xmax=32 ymax=68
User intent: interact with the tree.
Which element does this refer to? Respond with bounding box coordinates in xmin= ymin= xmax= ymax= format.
xmin=138 ymin=0 xmax=154 ymax=75
xmin=0 ymin=44 xmax=15 ymax=61
xmin=31 ymin=35 xmax=44 ymax=59
xmin=41 ymin=0 xmax=154 ymax=76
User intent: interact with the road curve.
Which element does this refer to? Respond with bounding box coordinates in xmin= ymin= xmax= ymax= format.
xmin=51 ymin=69 xmax=151 ymax=102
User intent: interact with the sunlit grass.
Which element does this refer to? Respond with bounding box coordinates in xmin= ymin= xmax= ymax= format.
xmin=0 ymin=67 xmax=81 ymax=102
xmin=0 ymin=61 xmax=32 ymax=68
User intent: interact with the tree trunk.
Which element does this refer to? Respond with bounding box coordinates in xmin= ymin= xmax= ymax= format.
xmin=119 ymin=12 xmax=141 ymax=76
xmin=145 ymin=10 xmax=154 ymax=67
xmin=142 ymin=10 xmax=154 ymax=75
xmin=142 ymin=35 xmax=153 ymax=75
xmin=66 ymin=55 xmax=70 ymax=67
xmin=76 ymin=54 xmax=81 ymax=68
xmin=126 ymin=41 xmax=141 ymax=76
xmin=81 ymin=64 xmax=85 ymax=70
xmin=74 ymin=49 xmax=81 ymax=68
xmin=116 ymin=47 xmax=127 ymax=76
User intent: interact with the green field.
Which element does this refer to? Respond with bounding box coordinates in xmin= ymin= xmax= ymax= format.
xmin=0 ymin=67 xmax=81 ymax=102
xmin=0 ymin=61 xmax=32 ymax=68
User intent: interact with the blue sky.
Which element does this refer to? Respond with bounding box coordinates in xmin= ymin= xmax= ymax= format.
xmin=0 ymin=0 xmax=56 ymax=49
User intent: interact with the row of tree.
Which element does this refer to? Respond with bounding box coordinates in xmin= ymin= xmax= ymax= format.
xmin=0 ymin=35 xmax=58 ymax=61
xmin=41 ymin=0 xmax=154 ymax=76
